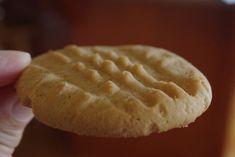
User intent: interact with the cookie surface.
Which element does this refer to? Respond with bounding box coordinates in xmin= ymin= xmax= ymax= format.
xmin=16 ymin=45 xmax=212 ymax=137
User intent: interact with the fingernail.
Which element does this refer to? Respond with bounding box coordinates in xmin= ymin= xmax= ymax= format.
xmin=11 ymin=102 xmax=34 ymax=123
xmin=0 ymin=51 xmax=31 ymax=69
xmin=14 ymin=52 xmax=31 ymax=68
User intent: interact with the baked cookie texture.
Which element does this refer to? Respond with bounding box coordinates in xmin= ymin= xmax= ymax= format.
xmin=16 ymin=45 xmax=212 ymax=137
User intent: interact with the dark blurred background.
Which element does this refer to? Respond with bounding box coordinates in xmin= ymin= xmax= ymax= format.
xmin=0 ymin=0 xmax=235 ymax=157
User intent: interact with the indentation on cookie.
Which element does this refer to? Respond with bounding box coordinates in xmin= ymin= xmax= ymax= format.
xmin=132 ymin=63 xmax=145 ymax=74
xmin=132 ymin=64 xmax=157 ymax=83
xmin=64 ymin=45 xmax=78 ymax=54
xmin=51 ymin=52 xmax=71 ymax=63
xmin=85 ymin=69 xmax=103 ymax=82
xmin=144 ymin=91 xmax=161 ymax=107
xmin=103 ymin=80 xmax=120 ymax=95
xmin=30 ymin=64 xmax=49 ymax=71
xmin=117 ymin=56 xmax=132 ymax=67
xmin=153 ymin=82 xmax=187 ymax=99
xmin=103 ymin=50 xmax=119 ymax=59
xmin=73 ymin=92 xmax=95 ymax=106
xmin=65 ymin=46 xmax=91 ymax=58
xmin=119 ymin=71 xmax=144 ymax=91
xmin=56 ymin=81 xmax=67 ymax=93
xmin=101 ymin=60 xmax=119 ymax=74
xmin=81 ymin=92 xmax=93 ymax=102
xmin=89 ymin=53 xmax=103 ymax=66
xmin=72 ymin=62 xmax=86 ymax=71
xmin=181 ymin=77 xmax=200 ymax=96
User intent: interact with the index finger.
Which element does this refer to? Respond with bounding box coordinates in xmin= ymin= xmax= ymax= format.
xmin=0 ymin=50 xmax=31 ymax=87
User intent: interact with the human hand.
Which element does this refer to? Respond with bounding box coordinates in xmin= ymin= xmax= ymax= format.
xmin=0 ymin=51 xmax=34 ymax=157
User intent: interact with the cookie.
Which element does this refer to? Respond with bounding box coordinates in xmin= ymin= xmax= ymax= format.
xmin=16 ymin=45 xmax=212 ymax=137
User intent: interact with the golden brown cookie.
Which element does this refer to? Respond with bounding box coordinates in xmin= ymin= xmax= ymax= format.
xmin=16 ymin=45 xmax=212 ymax=137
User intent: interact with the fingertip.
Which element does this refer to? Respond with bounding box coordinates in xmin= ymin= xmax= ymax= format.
xmin=4 ymin=50 xmax=32 ymax=67
xmin=14 ymin=51 xmax=31 ymax=67
xmin=0 ymin=51 xmax=32 ymax=87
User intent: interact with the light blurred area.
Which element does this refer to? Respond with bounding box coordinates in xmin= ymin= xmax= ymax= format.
xmin=0 ymin=0 xmax=234 ymax=157
xmin=223 ymin=83 xmax=235 ymax=157
xmin=223 ymin=0 xmax=235 ymax=5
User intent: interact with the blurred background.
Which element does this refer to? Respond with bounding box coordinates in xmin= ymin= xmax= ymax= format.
xmin=0 ymin=0 xmax=234 ymax=157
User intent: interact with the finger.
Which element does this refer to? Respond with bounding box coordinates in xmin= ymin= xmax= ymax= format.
xmin=0 ymin=51 xmax=31 ymax=87
xmin=0 ymin=86 xmax=34 ymax=157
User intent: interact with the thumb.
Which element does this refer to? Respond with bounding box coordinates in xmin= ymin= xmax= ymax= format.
xmin=0 ymin=87 xmax=33 ymax=157
xmin=0 ymin=50 xmax=33 ymax=157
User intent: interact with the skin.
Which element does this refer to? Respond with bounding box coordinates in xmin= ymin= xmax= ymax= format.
xmin=0 ymin=51 xmax=34 ymax=157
